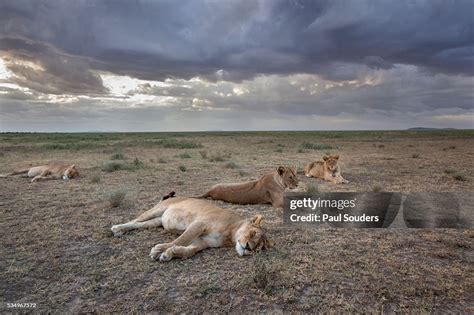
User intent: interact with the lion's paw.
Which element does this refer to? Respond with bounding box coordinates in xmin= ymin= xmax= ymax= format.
xmin=111 ymin=225 xmax=124 ymax=237
xmin=150 ymin=244 xmax=169 ymax=260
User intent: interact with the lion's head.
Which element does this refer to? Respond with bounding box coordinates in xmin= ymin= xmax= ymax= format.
xmin=235 ymin=215 xmax=274 ymax=256
xmin=322 ymin=155 xmax=339 ymax=172
xmin=63 ymin=164 xmax=79 ymax=180
xmin=277 ymin=166 xmax=299 ymax=189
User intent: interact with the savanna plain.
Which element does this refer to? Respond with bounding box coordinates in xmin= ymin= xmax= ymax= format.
xmin=1 ymin=130 xmax=473 ymax=312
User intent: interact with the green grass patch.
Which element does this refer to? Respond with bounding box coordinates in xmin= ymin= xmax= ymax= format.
xmin=107 ymin=190 xmax=126 ymax=208
xmin=178 ymin=152 xmax=192 ymax=159
xmin=157 ymin=139 xmax=203 ymax=149
xmin=224 ymin=161 xmax=239 ymax=169
xmin=178 ymin=166 xmax=187 ymax=172
xmin=110 ymin=152 xmax=126 ymax=160
xmin=301 ymin=142 xmax=334 ymax=150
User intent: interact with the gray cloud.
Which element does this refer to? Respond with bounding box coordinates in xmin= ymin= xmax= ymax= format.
xmin=0 ymin=0 xmax=472 ymax=131
xmin=0 ymin=36 xmax=107 ymax=94
xmin=0 ymin=0 xmax=473 ymax=84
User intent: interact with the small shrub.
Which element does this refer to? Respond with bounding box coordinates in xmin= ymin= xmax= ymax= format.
xmin=179 ymin=166 xmax=186 ymax=172
xmin=372 ymin=185 xmax=383 ymax=192
xmin=179 ymin=152 xmax=192 ymax=159
xmin=110 ymin=152 xmax=125 ymax=160
xmin=108 ymin=190 xmax=126 ymax=208
xmin=158 ymin=158 xmax=167 ymax=163
xmin=224 ymin=161 xmax=239 ymax=169
xmin=199 ymin=150 xmax=208 ymax=159
xmin=444 ymin=168 xmax=456 ymax=175
xmin=301 ymin=142 xmax=333 ymax=150
xmin=238 ymin=170 xmax=249 ymax=177
xmin=378 ymin=144 xmax=385 ymax=148
xmin=133 ymin=157 xmax=145 ymax=168
xmin=209 ymin=152 xmax=231 ymax=162
xmin=275 ymin=148 xmax=283 ymax=153
xmin=412 ymin=153 xmax=420 ymax=158
xmin=297 ymin=148 xmax=305 ymax=153
xmin=306 ymin=183 xmax=319 ymax=194
xmin=453 ymin=173 xmax=466 ymax=181
xmin=91 ymin=175 xmax=101 ymax=183
xmin=159 ymin=139 xmax=202 ymax=149
xmin=102 ymin=161 xmax=131 ymax=172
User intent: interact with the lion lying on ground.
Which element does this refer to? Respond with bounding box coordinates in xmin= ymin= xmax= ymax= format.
xmin=0 ymin=163 xmax=79 ymax=182
xmin=111 ymin=193 xmax=273 ymax=262
xmin=304 ymin=155 xmax=348 ymax=184
xmin=197 ymin=166 xmax=299 ymax=207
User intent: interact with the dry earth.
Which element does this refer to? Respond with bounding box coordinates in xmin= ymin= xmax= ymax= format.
xmin=0 ymin=131 xmax=473 ymax=312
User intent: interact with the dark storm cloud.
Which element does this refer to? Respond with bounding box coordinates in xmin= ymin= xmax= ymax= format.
xmin=0 ymin=0 xmax=472 ymax=87
xmin=0 ymin=36 xmax=107 ymax=94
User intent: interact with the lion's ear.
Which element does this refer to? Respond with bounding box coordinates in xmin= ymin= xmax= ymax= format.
xmin=293 ymin=165 xmax=298 ymax=173
xmin=333 ymin=155 xmax=339 ymax=160
xmin=250 ymin=215 xmax=263 ymax=226
xmin=322 ymin=156 xmax=329 ymax=161
xmin=71 ymin=164 xmax=76 ymax=168
xmin=277 ymin=166 xmax=285 ymax=175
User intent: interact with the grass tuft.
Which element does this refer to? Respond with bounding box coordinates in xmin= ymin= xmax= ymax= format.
xmin=102 ymin=161 xmax=131 ymax=172
xmin=306 ymin=183 xmax=319 ymax=194
xmin=224 ymin=161 xmax=239 ymax=169
xmin=179 ymin=152 xmax=192 ymax=159
xmin=107 ymin=190 xmax=126 ymax=208
xmin=301 ymin=142 xmax=334 ymax=150
xmin=178 ymin=165 xmax=186 ymax=172
xmin=372 ymin=185 xmax=383 ymax=192
xmin=158 ymin=139 xmax=202 ymax=149
xmin=110 ymin=152 xmax=126 ymax=160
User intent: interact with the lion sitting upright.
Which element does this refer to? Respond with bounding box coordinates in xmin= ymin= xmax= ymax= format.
xmin=197 ymin=166 xmax=299 ymax=208
xmin=0 ymin=163 xmax=79 ymax=182
xmin=304 ymin=155 xmax=349 ymax=184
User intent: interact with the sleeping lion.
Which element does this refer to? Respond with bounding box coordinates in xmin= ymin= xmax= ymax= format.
xmin=0 ymin=163 xmax=79 ymax=182
xmin=197 ymin=166 xmax=299 ymax=207
xmin=304 ymin=155 xmax=349 ymax=184
xmin=111 ymin=193 xmax=273 ymax=262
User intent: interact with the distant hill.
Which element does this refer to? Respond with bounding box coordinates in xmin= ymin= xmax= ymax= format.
xmin=407 ymin=127 xmax=457 ymax=131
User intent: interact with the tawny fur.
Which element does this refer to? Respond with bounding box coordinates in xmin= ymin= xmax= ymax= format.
xmin=197 ymin=166 xmax=299 ymax=208
xmin=304 ymin=155 xmax=348 ymax=184
xmin=0 ymin=163 xmax=79 ymax=182
xmin=111 ymin=197 xmax=273 ymax=262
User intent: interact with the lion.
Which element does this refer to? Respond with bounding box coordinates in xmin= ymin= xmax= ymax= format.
xmin=197 ymin=166 xmax=299 ymax=207
xmin=111 ymin=193 xmax=273 ymax=262
xmin=304 ymin=155 xmax=348 ymax=184
xmin=0 ymin=163 xmax=79 ymax=182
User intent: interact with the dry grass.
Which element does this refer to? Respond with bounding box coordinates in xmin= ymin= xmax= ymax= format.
xmin=0 ymin=131 xmax=473 ymax=312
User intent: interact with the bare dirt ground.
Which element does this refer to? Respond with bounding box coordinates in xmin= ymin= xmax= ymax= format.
xmin=0 ymin=131 xmax=473 ymax=313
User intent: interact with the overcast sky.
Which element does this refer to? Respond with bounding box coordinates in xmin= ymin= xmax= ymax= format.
xmin=0 ymin=0 xmax=473 ymax=132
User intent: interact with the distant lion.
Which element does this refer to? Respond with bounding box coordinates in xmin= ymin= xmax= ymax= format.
xmin=111 ymin=195 xmax=273 ymax=262
xmin=304 ymin=155 xmax=348 ymax=184
xmin=197 ymin=166 xmax=299 ymax=208
xmin=0 ymin=163 xmax=79 ymax=182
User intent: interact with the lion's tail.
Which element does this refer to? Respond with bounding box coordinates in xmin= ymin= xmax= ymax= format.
xmin=0 ymin=168 xmax=29 ymax=178
xmin=194 ymin=191 xmax=210 ymax=199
